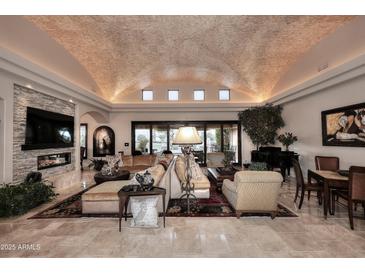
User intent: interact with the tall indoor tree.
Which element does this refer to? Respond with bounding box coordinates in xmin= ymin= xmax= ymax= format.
xmin=238 ymin=104 xmax=285 ymax=150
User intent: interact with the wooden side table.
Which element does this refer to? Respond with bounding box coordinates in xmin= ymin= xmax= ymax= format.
xmin=118 ymin=187 xmax=166 ymax=231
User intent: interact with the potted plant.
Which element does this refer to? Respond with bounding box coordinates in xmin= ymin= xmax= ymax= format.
xmin=223 ymin=150 xmax=235 ymax=167
xmin=238 ymin=104 xmax=285 ymax=150
xmin=277 ymin=132 xmax=298 ymax=151
xmin=88 ymin=158 xmax=107 ymax=171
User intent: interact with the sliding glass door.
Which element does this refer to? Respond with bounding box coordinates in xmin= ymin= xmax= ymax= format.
xmin=134 ymin=125 xmax=150 ymax=154
xmin=132 ymin=121 xmax=241 ymax=164
xmin=223 ymin=124 xmax=239 ymax=162
xmin=152 ymin=125 xmax=168 ymax=154
xmin=187 ymin=123 xmax=205 ymax=164
xmin=206 ymin=124 xmax=221 ymax=153
xmin=169 ymin=125 xmax=183 ymax=154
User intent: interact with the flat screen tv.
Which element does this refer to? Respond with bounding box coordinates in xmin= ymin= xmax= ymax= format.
xmin=21 ymin=107 xmax=74 ymax=150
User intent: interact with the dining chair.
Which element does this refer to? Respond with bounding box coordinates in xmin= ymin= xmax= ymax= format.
xmin=293 ymin=159 xmax=323 ymax=209
xmin=315 ymin=156 xmax=340 ymax=212
xmin=315 ymin=156 xmax=340 ymax=172
xmin=332 ymin=166 xmax=365 ymax=230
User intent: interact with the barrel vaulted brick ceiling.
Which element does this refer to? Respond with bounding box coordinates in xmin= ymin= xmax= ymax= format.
xmin=25 ymin=16 xmax=355 ymax=103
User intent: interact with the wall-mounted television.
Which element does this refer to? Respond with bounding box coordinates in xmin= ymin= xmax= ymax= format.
xmin=21 ymin=107 xmax=74 ymax=150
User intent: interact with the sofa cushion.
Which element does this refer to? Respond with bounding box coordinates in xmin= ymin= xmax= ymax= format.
xmin=133 ymin=155 xmax=155 ymax=166
xmin=149 ymin=164 xmax=165 ymax=186
xmin=175 ymin=155 xmax=186 ymax=183
xmin=191 ymin=176 xmax=211 ymax=189
xmin=190 ymin=158 xmax=204 ymax=180
xmin=82 ymin=180 xmax=133 ymax=201
xmin=154 ymin=154 xmax=173 ymax=166
xmin=123 ymin=165 xmax=150 ymax=173
xmin=122 ymin=155 xmax=133 ymax=167
xmin=131 ymin=164 xmax=166 ymax=186
xmin=234 ymin=171 xmax=283 ymax=184
xmin=222 ymin=178 xmax=236 ymax=193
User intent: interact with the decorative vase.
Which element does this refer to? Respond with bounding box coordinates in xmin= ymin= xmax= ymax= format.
xmin=135 ymin=171 xmax=154 ymax=191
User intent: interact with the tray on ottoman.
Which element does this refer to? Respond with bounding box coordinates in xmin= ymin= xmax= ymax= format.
xmin=94 ymin=170 xmax=130 ymax=184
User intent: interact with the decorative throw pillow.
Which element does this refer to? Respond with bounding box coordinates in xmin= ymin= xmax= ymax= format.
xmin=130 ymin=197 xmax=159 ymax=228
xmin=105 ymin=155 xmax=121 ymax=166
xmin=189 ymin=158 xmax=203 ymax=180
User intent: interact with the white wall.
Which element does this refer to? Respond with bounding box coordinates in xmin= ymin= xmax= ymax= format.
xmin=81 ymin=111 xmax=255 ymax=163
xmin=0 ymin=71 xmax=14 ymax=183
xmin=281 ymin=74 xmax=365 ymax=174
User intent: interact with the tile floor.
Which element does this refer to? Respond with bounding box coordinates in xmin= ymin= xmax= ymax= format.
xmin=1 ymin=171 xmax=365 ymax=258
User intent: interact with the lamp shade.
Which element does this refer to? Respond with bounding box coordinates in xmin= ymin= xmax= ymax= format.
xmin=172 ymin=126 xmax=202 ymax=145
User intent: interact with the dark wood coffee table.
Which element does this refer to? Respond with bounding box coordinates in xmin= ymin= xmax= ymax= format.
xmin=118 ymin=187 xmax=166 ymax=231
xmin=94 ymin=170 xmax=130 ymax=184
xmin=207 ymin=168 xmax=237 ymax=192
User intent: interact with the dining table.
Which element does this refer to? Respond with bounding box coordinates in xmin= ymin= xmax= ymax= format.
xmin=307 ymin=169 xmax=349 ymax=219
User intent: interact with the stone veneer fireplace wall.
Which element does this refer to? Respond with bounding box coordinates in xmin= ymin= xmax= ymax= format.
xmin=13 ymin=84 xmax=76 ymax=182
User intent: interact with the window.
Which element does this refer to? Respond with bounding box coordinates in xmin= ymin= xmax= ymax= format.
xmin=169 ymin=125 xmax=182 ymax=154
xmin=168 ymin=90 xmax=179 ymax=101
xmin=142 ymin=90 xmax=153 ymax=101
xmin=193 ymin=89 xmax=205 ymax=101
xmin=152 ymin=126 xmax=168 ymax=153
xmin=206 ymin=125 xmax=221 ymax=153
xmin=223 ymin=124 xmax=239 ymax=162
xmin=188 ymin=123 xmax=205 ymax=164
xmin=135 ymin=125 xmax=150 ymax=154
xmin=219 ymin=89 xmax=230 ymax=101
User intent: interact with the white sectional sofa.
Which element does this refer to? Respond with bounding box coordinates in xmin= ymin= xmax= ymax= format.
xmin=82 ymin=157 xmax=174 ymax=214
xmin=81 ymin=154 xmax=212 ymax=215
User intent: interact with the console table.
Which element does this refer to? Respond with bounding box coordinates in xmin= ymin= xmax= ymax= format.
xmin=118 ymin=187 xmax=166 ymax=231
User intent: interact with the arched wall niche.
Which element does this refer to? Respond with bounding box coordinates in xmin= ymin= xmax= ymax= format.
xmin=80 ymin=110 xmax=111 ymax=159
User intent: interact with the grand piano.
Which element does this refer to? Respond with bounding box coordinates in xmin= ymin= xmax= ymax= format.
xmin=251 ymin=146 xmax=299 ymax=180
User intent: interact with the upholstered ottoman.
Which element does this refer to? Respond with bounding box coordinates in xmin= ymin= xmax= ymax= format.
xmin=82 ymin=180 xmax=133 ymax=214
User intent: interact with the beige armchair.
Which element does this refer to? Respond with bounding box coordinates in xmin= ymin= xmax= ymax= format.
xmin=206 ymin=152 xmax=225 ymax=168
xmin=222 ymin=171 xmax=283 ymax=219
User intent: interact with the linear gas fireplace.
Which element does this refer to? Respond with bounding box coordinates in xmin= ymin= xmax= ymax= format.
xmin=37 ymin=152 xmax=71 ymax=170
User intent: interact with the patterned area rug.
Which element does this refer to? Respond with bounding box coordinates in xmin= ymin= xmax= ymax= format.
xmin=30 ymin=183 xmax=297 ymax=219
